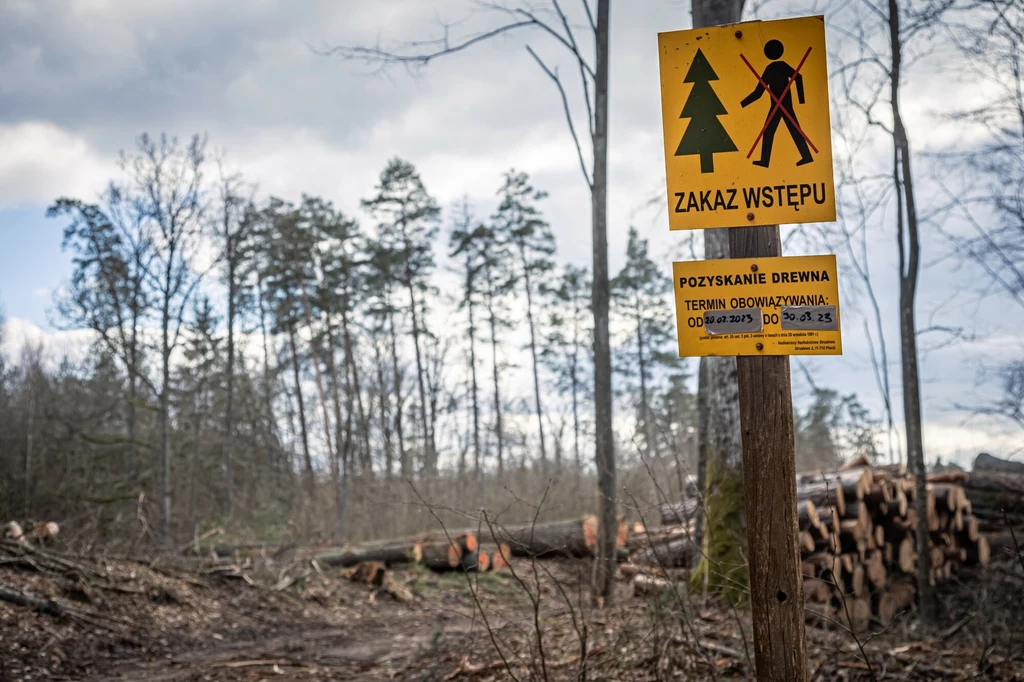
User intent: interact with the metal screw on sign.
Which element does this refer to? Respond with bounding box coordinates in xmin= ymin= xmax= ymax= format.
xmin=756 ymin=343 xmax=764 ymax=351
xmin=751 ymin=264 xmax=759 ymax=272
xmin=735 ymin=30 xmax=743 ymax=38
xmin=746 ymin=212 xmax=755 ymax=221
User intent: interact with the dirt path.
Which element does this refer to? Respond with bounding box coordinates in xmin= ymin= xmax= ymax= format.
xmin=88 ymin=614 xmax=481 ymax=681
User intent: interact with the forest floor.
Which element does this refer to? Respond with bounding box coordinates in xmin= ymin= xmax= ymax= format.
xmin=2 ymin=542 xmax=1023 ymax=681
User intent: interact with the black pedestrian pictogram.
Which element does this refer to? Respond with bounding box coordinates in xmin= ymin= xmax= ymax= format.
xmin=674 ymin=48 xmax=737 ymax=174
xmin=740 ymin=40 xmax=817 ymax=168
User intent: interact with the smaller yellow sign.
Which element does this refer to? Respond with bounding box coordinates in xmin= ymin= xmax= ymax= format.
xmin=673 ymin=254 xmax=842 ymax=357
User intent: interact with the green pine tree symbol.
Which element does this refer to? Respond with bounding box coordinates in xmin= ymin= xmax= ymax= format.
xmin=674 ymin=48 xmax=737 ymax=173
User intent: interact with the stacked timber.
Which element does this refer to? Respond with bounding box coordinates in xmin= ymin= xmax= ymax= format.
xmin=654 ymin=457 xmax=991 ymax=631
xmin=797 ymin=461 xmax=992 ymax=630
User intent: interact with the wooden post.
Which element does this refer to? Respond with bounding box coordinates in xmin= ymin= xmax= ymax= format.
xmin=729 ymin=225 xmax=808 ymax=681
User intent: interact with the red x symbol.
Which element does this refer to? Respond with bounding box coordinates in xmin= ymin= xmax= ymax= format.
xmin=740 ymin=47 xmax=818 ymax=159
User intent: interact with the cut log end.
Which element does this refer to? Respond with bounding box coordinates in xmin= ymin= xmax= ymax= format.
xmin=632 ymin=573 xmax=680 ymax=598
xmin=965 ymin=535 xmax=990 ymax=566
xmin=421 ymin=542 xmax=462 ymax=570
xmin=582 ymin=515 xmax=599 ymax=554
xmin=616 ymin=518 xmax=629 ymax=549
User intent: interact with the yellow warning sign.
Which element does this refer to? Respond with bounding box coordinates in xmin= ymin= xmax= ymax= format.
xmin=659 ymin=15 xmax=836 ymax=230
xmin=673 ymin=254 xmax=842 ymax=356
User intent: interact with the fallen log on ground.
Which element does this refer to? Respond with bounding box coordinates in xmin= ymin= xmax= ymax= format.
xmin=485 ymin=516 xmax=600 ymax=558
xmin=310 ymin=542 xmax=423 ymax=569
xmin=631 ymin=538 xmax=698 ymax=569
xmin=632 ymin=573 xmax=684 ymax=598
xmin=974 ymin=452 xmax=1024 ymax=475
xmin=0 ymin=583 xmax=65 ymax=616
xmin=627 ymin=524 xmax=693 ymax=550
xmin=660 ymin=499 xmax=700 ymax=526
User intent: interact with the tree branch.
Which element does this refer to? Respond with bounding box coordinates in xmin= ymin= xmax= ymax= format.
xmin=525 ymin=45 xmax=593 ymax=187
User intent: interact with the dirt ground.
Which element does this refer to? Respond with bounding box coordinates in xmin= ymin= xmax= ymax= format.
xmin=2 ymin=541 xmax=1023 ymax=681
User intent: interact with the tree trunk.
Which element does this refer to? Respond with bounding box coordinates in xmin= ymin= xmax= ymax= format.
xmin=374 ymin=331 xmax=394 ymax=479
xmin=694 ymin=248 xmax=745 ymax=601
xmin=519 ymin=243 xmax=548 ymax=471
xmin=466 ymin=264 xmax=482 ymax=479
xmin=387 ymin=301 xmax=409 ymax=479
xmin=484 ymin=262 xmax=505 ymax=475
xmin=256 ymin=275 xmax=281 ymax=479
xmin=313 ymin=542 xmax=422 ymax=568
xmin=633 ymin=537 xmax=699 ymax=569
xmin=488 ymin=516 xmax=601 ymax=558
xmin=695 ymin=357 xmax=709 ymax=551
xmin=570 ymin=347 xmax=581 ymax=472
xmin=159 ymin=284 xmax=173 ymax=543
xmin=405 ymin=274 xmax=433 ymax=475
xmin=591 ymin=0 xmax=617 ymax=604
xmin=323 ymin=300 xmax=351 ymax=532
xmin=888 ymin=0 xmax=932 ymax=624
xmin=300 ymin=283 xmax=340 ymax=534
xmin=23 ymin=388 xmax=33 ymax=519
xmin=223 ymin=256 xmax=236 ymax=520
xmin=973 ymin=452 xmax=1024 ymax=474
xmin=288 ymin=325 xmax=315 ymax=495
xmin=636 ymin=314 xmax=655 ymax=457
xmin=189 ymin=398 xmax=202 ymax=534
xmin=127 ymin=305 xmax=141 ymax=487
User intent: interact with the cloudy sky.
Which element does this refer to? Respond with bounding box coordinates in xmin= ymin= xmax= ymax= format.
xmin=0 ymin=0 xmax=1020 ymax=466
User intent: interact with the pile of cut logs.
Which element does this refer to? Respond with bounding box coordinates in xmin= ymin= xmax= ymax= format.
xmin=646 ymin=454 xmax=998 ymax=632
xmin=292 ymin=514 xmax=628 ymax=575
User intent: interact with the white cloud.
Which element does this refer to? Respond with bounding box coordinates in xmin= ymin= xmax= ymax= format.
xmin=0 ymin=122 xmax=111 ymax=208
xmin=1 ymin=316 xmax=93 ymax=367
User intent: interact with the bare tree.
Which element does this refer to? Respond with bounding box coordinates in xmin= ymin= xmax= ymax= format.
xmin=326 ymin=0 xmax=617 ymax=600
xmin=124 ymin=133 xmax=208 ymax=542
xmin=836 ymin=0 xmax=956 ymax=623
xmin=449 ymin=200 xmax=487 ymax=479
xmin=212 ymin=165 xmax=255 ymax=520
xmin=50 ymin=191 xmax=155 ymax=489
xmin=941 ymin=0 xmax=1024 ymax=308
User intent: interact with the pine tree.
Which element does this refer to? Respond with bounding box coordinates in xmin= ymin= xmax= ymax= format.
xmin=363 ymin=158 xmax=441 ymax=476
xmin=477 ymin=226 xmax=515 ymax=475
xmin=542 ymin=264 xmax=593 ymax=472
xmin=492 ymin=170 xmax=556 ymax=471
xmin=50 ymin=193 xmax=153 ymax=490
xmin=177 ymin=295 xmax=221 ymax=532
xmin=675 ymin=49 xmax=737 ymax=173
xmin=612 ymin=227 xmax=678 ymax=457
xmin=364 ymin=239 xmax=408 ymax=479
xmin=448 ymin=199 xmax=488 ymax=479
xmin=212 ymin=169 xmax=256 ymax=520
xmin=258 ymin=198 xmax=320 ymax=497
xmin=311 ymin=198 xmax=372 ymax=480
